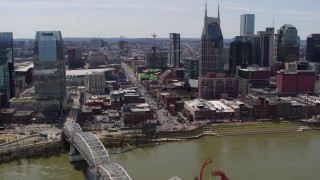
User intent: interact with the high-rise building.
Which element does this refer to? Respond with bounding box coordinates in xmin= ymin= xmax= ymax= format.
xmin=169 ymin=33 xmax=181 ymax=68
xmin=240 ymin=14 xmax=255 ymax=36
xmin=0 ymin=32 xmax=14 ymax=108
xmin=247 ymin=35 xmax=260 ymax=65
xmin=85 ymin=71 xmax=105 ymax=94
xmin=200 ymin=2 xmax=224 ymax=77
xmin=229 ymin=36 xmax=252 ymax=75
xmin=306 ymin=34 xmax=320 ymax=63
xmin=145 ymin=46 xmax=167 ymax=69
xmin=275 ymin=24 xmax=300 ymax=63
xmin=258 ymin=27 xmax=275 ymax=67
xmin=119 ymin=39 xmax=129 ymax=56
xmin=184 ymin=58 xmax=199 ymax=80
xmin=68 ymin=48 xmax=84 ymax=69
xmin=34 ymin=31 xmax=66 ymax=110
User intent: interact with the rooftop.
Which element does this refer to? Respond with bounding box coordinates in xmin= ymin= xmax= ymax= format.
xmin=0 ymin=108 xmax=16 ymax=113
xmin=66 ymin=68 xmax=114 ymax=76
xmin=15 ymin=64 xmax=34 ymax=73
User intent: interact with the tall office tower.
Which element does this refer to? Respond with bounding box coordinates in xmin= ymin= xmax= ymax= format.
xmin=258 ymin=27 xmax=275 ymax=67
xmin=247 ymin=35 xmax=260 ymax=65
xmin=34 ymin=31 xmax=66 ymax=110
xmin=0 ymin=32 xmax=14 ymax=108
xmin=169 ymin=33 xmax=181 ymax=68
xmin=145 ymin=46 xmax=168 ymax=69
xmin=119 ymin=39 xmax=129 ymax=56
xmin=229 ymin=36 xmax=252 ymax=75
xmin=240 ymin=14 xmax=255 ymax=36
xmin=275 ymin=24 xmax=300 ymax=63
xmin=184 ymin=58 xmax=199 ymax=80
xmin=306 ymin=34 xmax=320 ymax=62
xmin=0 ymin=32 xmax=15 ymax=98
xmin=200 ymin=2 xmax=224 ymax=77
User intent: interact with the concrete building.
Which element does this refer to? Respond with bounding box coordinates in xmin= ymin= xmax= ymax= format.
xmin=229 ymin=36 xmax=252 ymax=75
xmin=33 ymin=31 xmax=66 ymax=110
xmin=169 ymin=33 xmax=181 ymax=68
xmin=275 ymin=24 xmax=300 ymax=63
xmin=306 ymin=34 xmax=320 ymax=63
xmin=85 ymin=71 xmax=105 ymax=94
xmin=240 ymin=14 xmax=255 ymax=36
xmin=198 ymin=73 xmax=238 ymax=100
xmin=88 ymin=52 xmax=107 ymax=68
xmin=184 ymin=99 xmax=216 ymax=121
xmin=184 ymin=99 xmax=235 ymax=121
xmin=277 ymin=69 xmax=315 ymax=96
xmin=0 ymin=32 xmax=14 ymax=108
xmin=66 ymin=68 xmax=114 ymax=86
xmin=200 ymin=2 xmax=224 ymax=76
xmin=236 ymin=66 xmax=271 ymax=94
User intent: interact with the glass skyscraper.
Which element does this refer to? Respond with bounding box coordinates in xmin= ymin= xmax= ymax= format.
xmin=0 ymin=32 xmax=14 ymax=108
xmin=275 ymin=24 xmax=300 ymax=63
xmin=200 ymin=2 xmax=224 ymax=77
xmin=169 ymin=33 xmax=181 ymax=68
xmin=240 ymin=14 xmax=255 ymax=36
xmin=34 ymin=31 xmax=66 ymax=110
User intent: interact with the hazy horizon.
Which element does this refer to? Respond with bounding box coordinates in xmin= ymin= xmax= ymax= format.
xmin=1 ymin=0 xmax=319 ymax=39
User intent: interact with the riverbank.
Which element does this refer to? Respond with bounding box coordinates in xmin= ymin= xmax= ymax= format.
xmin=0 ymin=141 xmax=64 ymax=164
xmin=211 ymin=122 xmax=303 ymax=136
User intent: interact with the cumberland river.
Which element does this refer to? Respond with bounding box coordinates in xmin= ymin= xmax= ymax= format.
xmin=1 ymin=131 xmax=320 ymax=180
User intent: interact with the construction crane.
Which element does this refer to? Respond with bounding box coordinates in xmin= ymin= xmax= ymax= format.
xmin=151 ymin=33 xmax=156 ymax=43
xmin=120 ymin=35 xmax=126 ymax=41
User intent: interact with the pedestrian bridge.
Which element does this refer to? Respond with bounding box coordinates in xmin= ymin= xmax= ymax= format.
xmin=63 ymin=123 xmax=131 ymax=180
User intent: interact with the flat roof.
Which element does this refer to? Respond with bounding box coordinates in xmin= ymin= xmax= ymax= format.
xmin=66 ymin=68 xmax=114 ymax=76
xmin=131 ymin=108 xmax=150 ymax=113
xmin=15 ymin=64 xmax=34 ymax=72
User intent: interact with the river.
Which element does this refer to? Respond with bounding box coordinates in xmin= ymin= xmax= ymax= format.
xmin=1 ymin=131 xmax=320 ymax=180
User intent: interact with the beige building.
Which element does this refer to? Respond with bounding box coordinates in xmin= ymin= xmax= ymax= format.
xmin=85 ymin=71 xmax=105 ymax=94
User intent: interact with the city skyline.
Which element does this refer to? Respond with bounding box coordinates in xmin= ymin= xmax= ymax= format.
xmin=0 ymin=0 xmax=319 ymax=39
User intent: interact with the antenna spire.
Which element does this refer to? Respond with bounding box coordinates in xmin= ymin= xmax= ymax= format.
xmin=205 ymin=0 xmax=207 ymax=18
xmin=273 ymin=13 xmax=275 ymax=28
xmin=218 ymin=0 xmax=220 ymax=20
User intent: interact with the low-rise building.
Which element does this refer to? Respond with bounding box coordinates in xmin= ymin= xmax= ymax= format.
xmin=277 ymin=69 xmax=315 ymax=96
xmin=0 ymin=108 xmax=16 ymax=124
xmin=198 ymin=73 xmax=238 ymax=100
xmin=184 ymin=99 xmax=235 ymax=121
xmin=122 ymin=104 xmax=154 ymax=125
xmin=236 ymin=66 xmax=271 ymax=94
xmin=13 ymin=110 xmax=34 ymax=124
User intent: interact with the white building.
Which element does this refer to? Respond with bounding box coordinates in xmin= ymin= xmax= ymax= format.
xmin=85 ymin=71 xmax=105 ymax=94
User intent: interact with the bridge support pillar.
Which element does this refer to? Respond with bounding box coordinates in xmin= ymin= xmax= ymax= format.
xmin=69 ymin=144 xmax=85 ymax=162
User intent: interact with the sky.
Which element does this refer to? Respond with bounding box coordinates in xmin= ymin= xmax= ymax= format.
xmin=0 ymin=0 xmax=319 ymax=39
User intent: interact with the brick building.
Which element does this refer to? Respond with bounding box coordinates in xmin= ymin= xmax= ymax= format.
xmin=199 ymin=73 xmax=238 ymax=100
xmin=277 ymin=69 xmax=315 ymax=96
xmin=122 ymin=104 xmax=154 ymax=125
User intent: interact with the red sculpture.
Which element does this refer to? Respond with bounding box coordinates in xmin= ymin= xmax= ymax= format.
xmin=195 ymin=157 xmax=229 ymax=180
